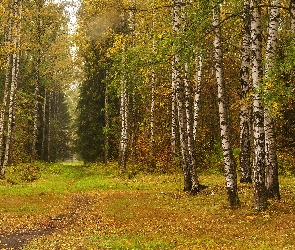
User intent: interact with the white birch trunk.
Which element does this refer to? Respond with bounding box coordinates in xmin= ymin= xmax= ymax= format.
xmin=32 ymin=0 xmax=42 ymax=161
xmin=32 ymin=69 xmax=40 ymax=161
xmin=171 ymin=75 xmax=177 ymax=155
xmin=240 ymin=0 xmax=252 ymax=183
xmin=0 ymin=12 xmax=12 ymax=166
xmin=184 ymin=63 xmax=200 ymax=193
xmin=104 ymin=70 xmax=110 ymax=163
xmin=47 ymin=91 xmax=52 ymax=162
xmin=193 ymin=56 xmax=202 ymax=141
xmin=1 ymin=0 xmax=21 ymax=175
xmin=213 ymin=6 xmax=239 ymax=206
xmin=150 ymin=9 xmax=155 ymax=143
xmin=251 ymin=0 xmax=268 ymax=211
xmin=119 ymin=3 xmax=135 ymax=173
xmin=172 ymin=0 xmax=202 ymax=192
xmin=119 ymin=80 xmax=128 ymax=173
xmin=150 ymin=72 xmax=155 ymax=143
xmin=264 ymin=0 xmax=281 ymax=199
xmin=173 ymin=55 xmax=193 ymax=191
xmin=41 ymin=89 xmax=47 ymax=160
xmin=172 ymin=0 xmax=191 ymax=191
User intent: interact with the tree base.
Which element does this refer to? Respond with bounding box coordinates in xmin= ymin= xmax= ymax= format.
xmin=189 ymin=184 xmax=208 ymax=195
xmin=253 ymin=196 xmax=270 ymax=211
xmin=267 ymin=187 xmax=280 ymax=200
xmin=227 ymin=188 xmax=240 ymax=207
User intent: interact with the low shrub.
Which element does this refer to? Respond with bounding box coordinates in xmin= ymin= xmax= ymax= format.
xmin=6 ymin=164 xmax=41 ymax=184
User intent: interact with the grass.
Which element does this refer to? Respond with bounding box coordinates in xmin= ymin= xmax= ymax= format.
xmin=0 ymin=162 xmax=295 ymax=249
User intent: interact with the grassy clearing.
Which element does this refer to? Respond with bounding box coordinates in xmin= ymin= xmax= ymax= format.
xmin=0 ymin=162 xmax=295 ymax=249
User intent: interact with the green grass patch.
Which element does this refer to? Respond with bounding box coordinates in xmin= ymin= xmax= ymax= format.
xmin=0 ymin=162 xmax=294 ymax=249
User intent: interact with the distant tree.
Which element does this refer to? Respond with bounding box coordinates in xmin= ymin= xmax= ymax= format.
xmin=75 ymin=44 xmax=106 ymax=163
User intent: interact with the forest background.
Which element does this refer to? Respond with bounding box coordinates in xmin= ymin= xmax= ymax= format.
xmin=0 ymin=0 xmax=294 ymax=211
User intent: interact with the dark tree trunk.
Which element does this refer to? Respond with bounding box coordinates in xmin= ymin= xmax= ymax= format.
xmin=240 ymin=0 xmax=252 ymax=184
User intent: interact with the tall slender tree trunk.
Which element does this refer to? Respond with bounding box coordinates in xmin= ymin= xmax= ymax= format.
xmin=104 ymin=70 xmax=110 ymax=163
xmin=1 ymin=0 xmax=21 ymax=175
xmin=150 ymin=71 xmax=155 ymax=143
xmin=41 ymin=89 xmax=47 ymax=160
xmin=150 ymin=5 xmax=156 ymax=144
xmin=31 ymin=0 xmax=42 ymax=161
xmin=172 ymin=0 xmax=201 ymax=193
xmin=119 ymin=78 xmax=128 ymax=173
xmin=0 ymin=12 xmax=13 ymax=166
xmin=171 ymin=77 xmax=177 ymax=155
xmin=173 ymin=0 xmax=191 ymax=191
xmin=184 ymin=63 xmax=200 ymax=194
xmin=251 ymin=0 xmax=268 ymax=211
xmin=119 ymin=3 xmax=135 ymax=173
xmin=240 ymin=0 xmax=252 ymax=183
xmin=213 ymin=5 xmax=240 ymax=207
xmin=264 ymin=0 xmax=281 ymax=199
xmin=291 ymin=0 xmax=295 ymax=32
xmin=47 ymin=91 xmax=52 ymax=162
xmin=193 ymin=56 xmax=202 ymax=141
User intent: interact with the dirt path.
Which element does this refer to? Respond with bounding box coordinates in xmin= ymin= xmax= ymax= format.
xmin=0 ymin=193 xmax=91 ymax=250
xmin=0 ymin=228 xmax=53 ymax=249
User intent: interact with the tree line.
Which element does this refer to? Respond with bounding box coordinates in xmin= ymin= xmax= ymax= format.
xmin=0 ymin=0 xmax=73 ymax=172
xmin=75 ymin=0 xmax=295 ymax=211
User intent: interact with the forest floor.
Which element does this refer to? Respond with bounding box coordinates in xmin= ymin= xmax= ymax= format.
xmin=0 ymin=162 xmax=295 ymax=249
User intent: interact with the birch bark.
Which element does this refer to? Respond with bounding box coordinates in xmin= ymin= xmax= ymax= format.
xmin=41 ymin=89 xmax=47 ymax=160
xmin=264 ymin=0 xmax=281 ymax=199
xmin=104 ymin=70 xmax=110 ymax=163
xmin=171 ymin=77 xmax=177 ymax=155
xmin=193 ymin=56 xmax=202 ymax=141
xmin=119 ymin=74 xmax=128 ymax=173
xmin=172 ymin=0 xmax=201 ymax=193
xmin=251 ymin=0 xmax=268 ymax=211
xmin=1 ymin=0 xmax=22 ymax=175
xmin=32 ymin=0 xmax=42 ymax=161
xmin=240 ymin=0 xmax=252 ymax=183
xmin=119 ymin=3 xmax=135 ymax=173
xmin=150 ymin=6 xmax=155 ymax=143
xmin=47 ymin=91 xmax=52 ymax=162
xmin=213 ymin=6 xmax=239 ymax=206
xmin=0 ymin=11 xmax=12 ymax=166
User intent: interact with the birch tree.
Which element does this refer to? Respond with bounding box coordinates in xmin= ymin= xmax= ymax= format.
xmin=41 ymin=89 xmax=47 ymax=160
xmin=31 ymin=0 xmax=43 ymax=161
xmin=239 ymin=0 xmax=252 ymax=183
xmin=193 ymin=56 xmax=202 ymax=141
xmin=1 ymin=0 xmax=22 ymax=175
xmin=251 ymin=0 xmax=268 ymax=211
xmin=264 ymin=0 xmax=281 ymax=199
xmin=119 ymin=2 xmax=135 ymax=173
xmin=213 ymin=5 xmax=239 ymax=207
xmin=104 ymin=70 xmax=110 ymax=163
xmin=0 ymin=8 xmax=12 ymax=166
xmin=172 ymin=0 xmax=202 ymax=193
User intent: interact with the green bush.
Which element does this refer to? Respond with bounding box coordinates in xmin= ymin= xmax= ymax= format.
xmin=278 ymin=150 xmax=295 ymax=177
xmin=6 ymin=164 xmax=41 ymax=184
